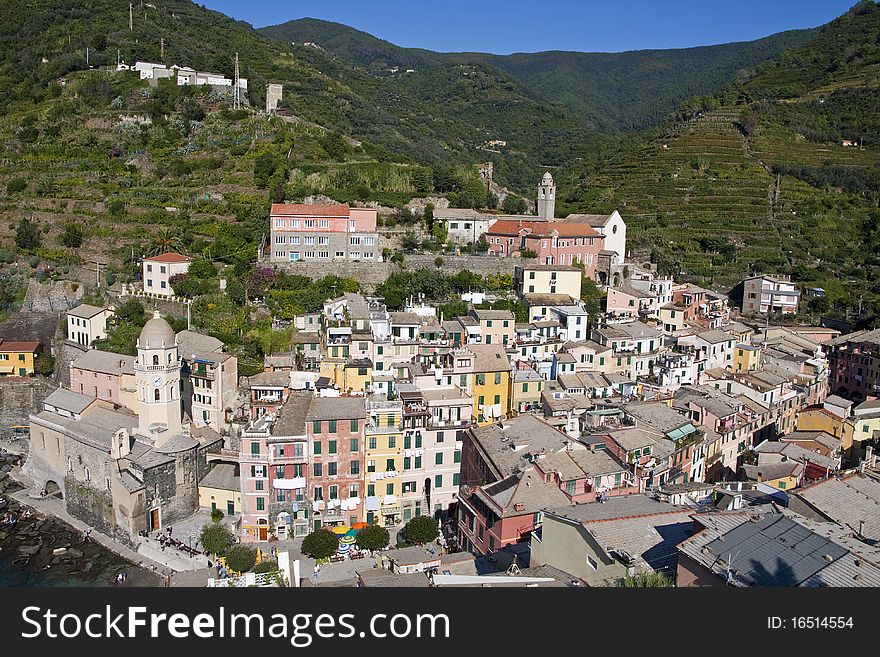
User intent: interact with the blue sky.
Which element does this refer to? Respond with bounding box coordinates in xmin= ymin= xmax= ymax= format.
xmin=203 ymin=0 xmax=858 ymax=54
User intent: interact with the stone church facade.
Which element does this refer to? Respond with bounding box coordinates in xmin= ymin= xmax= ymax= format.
xmin=24 ymin=312 xmax=223 ymax=545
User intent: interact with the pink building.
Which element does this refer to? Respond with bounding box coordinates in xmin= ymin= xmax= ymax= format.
xmin=239 ymin=391 xmax=312 ymax=542
xmin=269 ymin=203 xmax=380 ymax=263
xmin=306 ymin=396 xmax=367 ymax=529
xmin=68 ymin=349 xmax=137 ymax=411
xmin=485 ymin=219 xmax=605 ymax=278
xmin=247 ymin=370 xmax=291 ymax=421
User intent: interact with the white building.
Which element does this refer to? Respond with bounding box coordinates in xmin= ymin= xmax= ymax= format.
xmin=142 ymin=253 xmax=191 ymax=297
xmin=562 ymin=210 xmax=627 ymax=261
xmin=67 ymin=304 xmax=114 ymax=347
xmin=436 ymin=208 xmax=497 ymax=246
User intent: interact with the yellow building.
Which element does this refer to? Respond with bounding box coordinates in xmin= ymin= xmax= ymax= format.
xmin=365 ymin=399 xmax=404 ymax=527
xmin=198 ymin=463 xmax=242 ymax=516
xmin=511 ymin=365 xmax=543 ymax=413
xmin=0 ymin=340 xmax=41 ymax=376
xmin=795 ymin=407 xmax=855 ymax=454
xmin=470 ymin=344 xmax=513 ymax=425
xmin=342 ymin=358 xmax=373 ymax=394
xmin=733 ymin=343 xmax=762 ymax=372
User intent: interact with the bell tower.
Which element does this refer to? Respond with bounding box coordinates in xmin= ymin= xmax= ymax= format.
xmin=537 ymin=172 xmax=556 ymax=221
xmin=134 ymin=310 xmax=182 ymax=443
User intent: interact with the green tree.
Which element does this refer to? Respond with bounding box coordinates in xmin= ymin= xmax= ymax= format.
xmin=147 ymin=226 xmax=185 ymax=256
xmin=14 ymin=217 xmax=40 ymax=250
xmin=210 ymin=508 xmax=224 ymax=523
xmin=474 ymin=234 xmax=489 ymax=253
xmin=225 ymin=544 xmax=257 ymax=573
xmin=356 ymin=524 xmax=390 ymax=551
xmin=301 ymin=529 xmax=339 ymax=560
xmin=60 ymin=222 xmax=84 ymax=248
xmin=199 ymin=522 xmax=234 ymax=556
xmin=401 ymin=516 xmax=439 ymax=545
xmin=502 ymin=195 xmax=527 ymax=214
xmin=34 ymin=353 xmax=55 ymax=377
xmin=423 ymin=203 xmax=435 ymax=232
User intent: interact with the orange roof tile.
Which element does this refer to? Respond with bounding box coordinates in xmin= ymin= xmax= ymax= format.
xmin=0 ymin=340 xmax=40 ymax=352
xmin=144 ymin=252 xmax=191 ymax=263
xmin=271 ymin=203 xmax=351 ymax=217
xmin=488 ymin=219 xmax=600 ymax=239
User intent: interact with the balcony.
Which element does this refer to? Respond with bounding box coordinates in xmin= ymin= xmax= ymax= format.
xmin=239 ymin=453 xmax=267 ymax=463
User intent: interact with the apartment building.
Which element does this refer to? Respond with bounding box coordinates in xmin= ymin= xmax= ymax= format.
xmin=269 ymin=204 xmax=380 ymax=263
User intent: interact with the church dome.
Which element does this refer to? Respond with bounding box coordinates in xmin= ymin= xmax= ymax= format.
xmin=138 ymin=310 xmax=176 ymax=349
xmin=541 ymin=172 xmax=553 ymax=184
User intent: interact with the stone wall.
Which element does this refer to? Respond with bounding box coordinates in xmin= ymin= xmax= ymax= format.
xmin=0 ymin=377 xmax=55 ymax=431
xmin=268 ymin=255 xmax=538 ymax=292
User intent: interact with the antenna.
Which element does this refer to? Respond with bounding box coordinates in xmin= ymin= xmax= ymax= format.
xmin=233 ymin=52 xmax=241 ymax=110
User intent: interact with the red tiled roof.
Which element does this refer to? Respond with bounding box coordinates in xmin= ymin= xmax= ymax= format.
xmin=0 ymin=340 xmax=40 ymax=352
xmin=144 ymin=252 xmax=191 ymax=263
xmin=487 ymin=220 xmax=600 ymax=238
xmin=271 ymin=203 xmax=351 ymax=217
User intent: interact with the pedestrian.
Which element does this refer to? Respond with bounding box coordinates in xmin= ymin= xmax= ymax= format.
xmin=313 ymin=563 xmax=319 ymax=581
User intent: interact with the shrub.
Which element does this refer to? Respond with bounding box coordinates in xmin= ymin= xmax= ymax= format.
xmin=60 ymin=222 xmax=84 ymax=248
xmin=6 ymin=177 xmax=27 ymax=193
xmin=15 ymin=218 xmax=41 ymax=250
xmin=301 ymin=529 xmax=339 ymax=560
xmin=225 ymin=545 xmax=257 ymax=573
xmin=252 ymin=559 xmax=279 ymax=574
xmin=210 ymin=508 xmax=224 ymax=523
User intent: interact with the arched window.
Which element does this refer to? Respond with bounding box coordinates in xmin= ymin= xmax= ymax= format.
xmin=152 ymin=354 xmax=159 ymax=366
xmin=154 ymin=388 xmax=160 ymax=401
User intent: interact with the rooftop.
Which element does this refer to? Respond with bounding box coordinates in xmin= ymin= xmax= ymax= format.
xmin=306 ymin=396 xmax=366 ymax=421
xmin=143 ymin=252 xmax=191 ymax=263
xmin=67 ymin=304 xmax=110 ymax=320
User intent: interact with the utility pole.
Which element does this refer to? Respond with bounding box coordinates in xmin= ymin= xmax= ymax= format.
xmin=129 ymin=2 xmax=133 ymax=31
xmin=160 ymin=37 xmax=164 ymax=60
xmin=85 ymin=46 xmax=89 ymax=66
xmin=91 ymin=260 xmax=106 ymax=288
xmin=233 ymin=52 xmax=241 ymax=110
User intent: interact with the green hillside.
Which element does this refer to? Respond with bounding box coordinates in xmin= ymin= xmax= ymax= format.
xmin=259 ymin=18 xmax=815 ymax=131
xmin=561 ymin=1 xmax=880 ymax=321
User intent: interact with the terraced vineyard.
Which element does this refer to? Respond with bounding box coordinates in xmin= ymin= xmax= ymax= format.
xmin=563 ymin=101 xmax=880 ymax=295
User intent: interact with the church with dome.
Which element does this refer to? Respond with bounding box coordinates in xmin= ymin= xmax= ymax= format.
xmin=24 ymin=311 xmax=224 ymax=545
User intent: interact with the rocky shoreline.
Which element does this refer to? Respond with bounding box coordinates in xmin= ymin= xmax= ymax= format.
xmin=0 ymin=449 xmax=161 ymax=587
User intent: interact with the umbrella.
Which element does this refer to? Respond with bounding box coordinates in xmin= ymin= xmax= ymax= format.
xmin=344 ymin=529 xmax=358 ymax=538
xmin=352 ymin=522 xmax=369 ymax=530
xmin=331 ymin=526 xmax=350 ymax=535
xmin=340 ymin=535 xmax=356 ymax=545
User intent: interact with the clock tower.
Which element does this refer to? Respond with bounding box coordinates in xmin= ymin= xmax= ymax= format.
xmin=134 ymin=310 xmax=182 ymax=443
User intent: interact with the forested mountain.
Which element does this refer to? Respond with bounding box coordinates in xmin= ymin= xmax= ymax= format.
xmin=1 ymin=0 xmax=880 ymax=325
xmin=260 ymin=18 xmax=815 ymax=131
xmin=557 ymin=1 xmax=880 ymax=321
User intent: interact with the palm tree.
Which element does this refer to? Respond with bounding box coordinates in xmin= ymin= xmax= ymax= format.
xmin=36 ymin=177 xmax=57 ymax=197
xmin=615 ymin=571 xmax=673 ymax=587
xmin=147 ymin=226 xmax=185 ymax=256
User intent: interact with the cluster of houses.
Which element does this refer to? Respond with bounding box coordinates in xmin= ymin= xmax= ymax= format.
xmin=121 ymin=61 xmax=248 ymax=90
xmin=12 ymin=177 xmax=880 ymax=587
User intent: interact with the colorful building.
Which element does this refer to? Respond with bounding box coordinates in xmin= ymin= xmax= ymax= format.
xmin=364 ymin=398 xmax=404 ymax=526
xmin=469 ymin=344 xmax=513 ymax=425
xmin=0 ymin=340 xmax=41 ymax=376
xmin=307 ymin=396 xmax=367 ymax=529
xmin=269 ymin=203 xmax=380 ymax=263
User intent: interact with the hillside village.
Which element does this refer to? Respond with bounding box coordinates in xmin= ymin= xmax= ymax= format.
xmin=2 ymin=165 xmax=879 ymax=589
xmin=1 ymin=0 xmax=880 ymax=592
